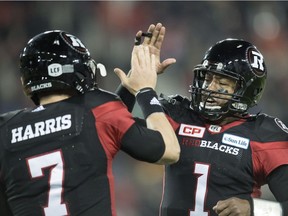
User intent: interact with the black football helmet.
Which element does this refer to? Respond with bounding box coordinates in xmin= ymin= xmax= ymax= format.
xmin=190 ymin=38 xmax=267 ymax=121
xmin=20 ymin=30 xmax=104 ymax=105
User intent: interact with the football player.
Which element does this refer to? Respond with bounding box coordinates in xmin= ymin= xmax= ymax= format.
xmin=117 ymin=24 xmax=288 ymax=216
xmin=0 ymin=29 xmax=180 ymax=215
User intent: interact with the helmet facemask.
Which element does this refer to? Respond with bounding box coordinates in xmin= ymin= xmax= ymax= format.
xmin=190 ymin=65 xmax=252 ymax=122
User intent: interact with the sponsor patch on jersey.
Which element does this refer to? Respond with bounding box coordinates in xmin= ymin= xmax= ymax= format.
xmin=208 ymin=125 xmax=222 ymax=133
xmin=179 ymin=124 xmax=205 ymax=138
xmin=275 ymin=118 xmax=288 ymax=133
xmin=222 ymin=133 xmax=249 ymax=149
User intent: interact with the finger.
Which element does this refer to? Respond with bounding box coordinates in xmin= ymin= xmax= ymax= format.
xmin=157 ymin=58 xmax=177 ymax=75
xmin=213 ymin=202 xmax=220 ymax=214
xmin=151 ymin=53 xmax=156 ymax=73
xmin=143 ymin=24 xmax=155 ymax=45
xmin=154 ymin=26 xmax=165 ymax=50
xmin=135 ymin=30 xmax=142 ymax=38
xmin=144 ymin=46 xmax=150 ymax=69
xmin=213 ymin=201 xmax=231 ymax=216
xmin=214 ymin=200 xmax=226 ymax=212
xmin=132 ymin=45 xmax=141 ymax=71
xmin=217 ymin=208 xmax=231 ymax=216
xmin=134 ymin=30 xmax=143 ymax=45
xmin=162 ymin=58 xmax=177 ymax=68
xmin=114 ymin=68 xmax=127 ymax=84
xmin=150 ymin=22 xmax=162 ymax=45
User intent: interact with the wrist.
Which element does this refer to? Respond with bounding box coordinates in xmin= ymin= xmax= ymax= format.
xmin=115 ymin=84 xmax=136 ymax=112
xmin=136 ymin=87 xmax=164 ymax=118
xmin=135 ymin=87 xmax=154 ymax=97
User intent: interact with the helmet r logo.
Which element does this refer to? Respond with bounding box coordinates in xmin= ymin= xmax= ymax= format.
xmin=250 ymin=50 xmax=264 ymax=70
xmin=60 ymin=32 xmax=88 ymax=54
xmin=248 ymin=48 xmax=266 ymax=77
xmin=68 ymin=35 xmax=86 ymax=48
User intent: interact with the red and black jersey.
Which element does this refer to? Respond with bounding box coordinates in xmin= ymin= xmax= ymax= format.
xmin=0 ymin=89 xmax=165 ymax=216
xmin=159 ymin=95 xmax=288 ymax=216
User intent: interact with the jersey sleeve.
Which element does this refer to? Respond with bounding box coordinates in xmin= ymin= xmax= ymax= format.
xmin=120 ymin=123 xmax=165 ymax=163
xmin=251 ymin=115 xmax=288 ymax=184
xmin=91 ymin=101 xmax=136 ymax=159
xmin=267 ymin=165 xmax=288 ymax=215
xmin=91 ymin=100 xmax=166 ymax=163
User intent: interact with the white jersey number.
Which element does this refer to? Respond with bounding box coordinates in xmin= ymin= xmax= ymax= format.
xmin=27 ymin=150 xmax=68 ymax=216
xmin=190 ymin=163 xmax=210 ymax=216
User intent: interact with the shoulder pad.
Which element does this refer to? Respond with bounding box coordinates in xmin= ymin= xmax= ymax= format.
xmin=0 ymin=109 xmax=23 ymax=127
xmin=258 ymin=113 xmax=288 ymax=134
xmin=84 ymin=89 xmax=120 ymax=108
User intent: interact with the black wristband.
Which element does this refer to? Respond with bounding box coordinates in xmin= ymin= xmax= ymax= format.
xmin=136 ymin=88 xmax=164 ymax=118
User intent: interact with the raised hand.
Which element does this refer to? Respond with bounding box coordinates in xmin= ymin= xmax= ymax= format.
xmin=136 ymin=23 xmax=176 ymax=74
xmin=114 ymin=45 xmax=156 ymax=95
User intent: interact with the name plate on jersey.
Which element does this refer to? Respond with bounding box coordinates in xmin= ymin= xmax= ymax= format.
xmin=222 ymin=133 xmax=249 ymax=149
xmin=3 ymin=107 xmax=83 ymax=151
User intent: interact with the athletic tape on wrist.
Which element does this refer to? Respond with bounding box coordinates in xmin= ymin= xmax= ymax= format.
xmin=253 ymin=198 xmax=283 ymax=216
xmin=136 ymin=88 xmax=164 ymax=118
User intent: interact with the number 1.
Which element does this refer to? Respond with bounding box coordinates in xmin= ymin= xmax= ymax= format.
xmin=190 ymin=163 xmax=210 ymax=216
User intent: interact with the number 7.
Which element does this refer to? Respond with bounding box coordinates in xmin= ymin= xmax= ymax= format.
xmin=27 ymin=150 xmax=68 ymax=216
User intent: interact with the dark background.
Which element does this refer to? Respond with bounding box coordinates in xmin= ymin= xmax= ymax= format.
xmin=0 ymin=1 xmax=285 ymax=215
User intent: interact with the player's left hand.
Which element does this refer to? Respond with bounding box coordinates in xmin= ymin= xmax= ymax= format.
xmin=213 ymin=197 xmax=251 ymax=216
xmin=136 ymin=23 xmax=176 ymax=74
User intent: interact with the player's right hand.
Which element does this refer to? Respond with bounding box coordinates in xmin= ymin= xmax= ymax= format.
xmin=213 ymin=197 xmax=251 ymax=216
